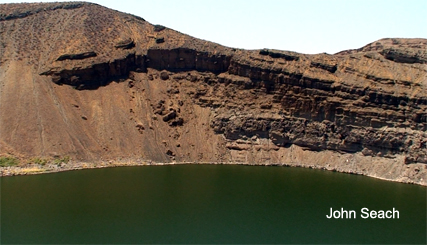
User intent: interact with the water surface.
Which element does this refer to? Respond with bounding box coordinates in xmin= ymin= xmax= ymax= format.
xmin=1 ymin=165 xmax=426 ymax=244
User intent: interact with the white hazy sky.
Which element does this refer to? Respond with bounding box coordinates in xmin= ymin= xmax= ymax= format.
xmin=1 ymin=0 xmax=426 ymax=54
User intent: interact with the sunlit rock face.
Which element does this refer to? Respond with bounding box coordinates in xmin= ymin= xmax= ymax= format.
xmin=1 ymin=2 xmax=426 ymax=184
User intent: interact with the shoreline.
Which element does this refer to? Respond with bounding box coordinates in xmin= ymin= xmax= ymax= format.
xmin=1 ymin=159 xmax=426 ymax=187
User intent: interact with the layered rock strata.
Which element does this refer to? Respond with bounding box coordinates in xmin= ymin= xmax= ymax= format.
xmin=0 ymin=2 xmax=426 ymax=184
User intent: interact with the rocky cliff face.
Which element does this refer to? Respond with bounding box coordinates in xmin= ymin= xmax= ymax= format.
xmin=1 ymin=2 xmax=426 ymax=184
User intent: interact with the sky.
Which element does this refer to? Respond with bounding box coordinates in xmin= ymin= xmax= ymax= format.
xmin=1 ymin=0 xmax=426 ymax=54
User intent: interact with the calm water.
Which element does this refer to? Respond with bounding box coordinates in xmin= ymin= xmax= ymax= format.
xmin=1 ymin=165 xmax=426 ymax=244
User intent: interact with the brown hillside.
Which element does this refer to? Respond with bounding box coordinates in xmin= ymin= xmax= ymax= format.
xmin=0 ymin=2 xmax=426 ymax=184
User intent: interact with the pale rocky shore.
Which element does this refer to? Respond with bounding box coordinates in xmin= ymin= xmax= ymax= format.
xmin=2 ymin=149 xmax=426 ymax=187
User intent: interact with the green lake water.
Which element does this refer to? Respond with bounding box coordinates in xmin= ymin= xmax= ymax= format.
xmin=1 ymin=165 xmax=426 ymax=244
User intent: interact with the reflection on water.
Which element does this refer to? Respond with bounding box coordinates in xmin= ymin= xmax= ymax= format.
xmin=1 ymin=165 xmax=426 ymax=244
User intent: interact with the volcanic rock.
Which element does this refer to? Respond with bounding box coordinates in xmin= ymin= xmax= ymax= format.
xmin=0 ymin=2 xmax=426 ymax=184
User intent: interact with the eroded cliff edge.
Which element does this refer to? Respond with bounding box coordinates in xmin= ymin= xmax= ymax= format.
xmin=0 ymin=2 xmax=426 ymax=184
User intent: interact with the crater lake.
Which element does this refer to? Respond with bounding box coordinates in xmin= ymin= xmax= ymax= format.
xmin=1 ymin=164 xmax=426 ymax=244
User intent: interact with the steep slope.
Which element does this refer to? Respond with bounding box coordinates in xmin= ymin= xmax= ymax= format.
xmin=0 ymin=2 xmax=426 ymax=184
